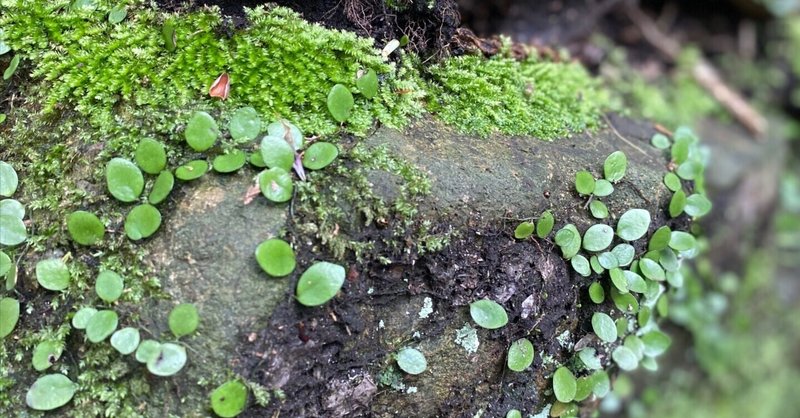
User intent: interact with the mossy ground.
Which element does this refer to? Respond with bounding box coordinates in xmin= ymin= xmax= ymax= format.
xmin=0 ymin=0 xmax=630 ymax=416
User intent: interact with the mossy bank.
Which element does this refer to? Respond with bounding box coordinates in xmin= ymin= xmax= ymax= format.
xmin=0 ymin=1 xmax=706 ymax=417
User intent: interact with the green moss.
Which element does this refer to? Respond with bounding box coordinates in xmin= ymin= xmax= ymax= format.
xmin=425 ymin=48 xmax=610 ymax=138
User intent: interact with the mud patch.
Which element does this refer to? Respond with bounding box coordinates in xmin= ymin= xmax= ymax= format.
xmin=237 ymin=216 xmax=596 ymax=416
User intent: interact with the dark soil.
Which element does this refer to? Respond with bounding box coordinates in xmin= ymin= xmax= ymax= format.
xmin=156 ymin=0 xmax=461 ymax=54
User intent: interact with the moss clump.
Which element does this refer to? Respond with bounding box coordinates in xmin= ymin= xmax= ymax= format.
xmin=424 ymin=50 xmax=610 ymax=139
xmin=0 ymin=2 xmax=424 ymax=136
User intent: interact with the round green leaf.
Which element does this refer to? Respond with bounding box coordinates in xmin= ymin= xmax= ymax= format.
xmin=590 ymin=255 xmax=604 ymax=274
xmin=671 ymin=136 xmax=691 ymax=164
xmin=506 ymin=410 xmax=522 ymax=418
xmin=296 ymin=261 xmax=345 ymax=306
xmin=590 ymin=370 xmax=610 ymax=397
xmin=592 ymin=312 xmax=617 ymax=343
xmin=175 ymin=160 xmax=209 ymax=181
xmin=507 ymin=338 xmax=534 ymax=372
xmin=185 ymin=111 xmax=219 ymax=151
xmin=108 ymin=5 xmax=127 ymax=23
xmin=0 ymin=297 xmax=20 ymax=338
xmin=666 ymin=270 xmax=684 ymax=288
xmin=641 ymin=330 xmax=672 ymax=357
xmin=659 ymin=248 xmax=680 ymax=272
xmin=228 ymin=107 xmax=262 ymax=142
xmin=25 ymin=374 xmax=76 ymax=411
xmin=32 ymin=340 xmax=62 ymax=371
xmin=578 ymin=347 xmax=602 ymax=370
xmin=148 ymin=170 xmax=174 ymax=205
xmin=639 ymin=258 xmax=665 ymax=281
xmin=588 ymin=282 xmax=605 ymax=304
xmin=211 ymin=380 xmax=248 ymax=418
xmin=96 ymin=270 xmax=124 ymax=302
xmin=669 ymin=189 xmax=686 ymax=218
xmin=514 ymin=221 xmax=534 ymax=239
xmin=593 ymin=179 xmax=614 ymax=197
xmin=571 ymin=254 xmax=590 ymax=277
xmin=86 ymin=310 xmax=118 ymax=343
xmin=555 ymin=224 xmax=581 ymax=259
xmin=589 ymin=200 xmax=609 ymax=219
xmin=611 ymin=244 xmax=635 ymax=266
xmin=651 ymin=133 xmax=671 ymax=149
xmin=249 ymin=152 xmax=266 ymax=168
xmin=0 ymin=214 xmax=26 ymax=246
xmin=125 ymin=204 xmax=161 ymax=240
xmin=664 ymin=172 xmax=681 ymax=192
xmin=0 ymin=251 xmax=10 ymax=277
xmin=302 ymin=142 xmax=338 ymax=170
xmin=255 ymin=238 xmax=296 ymax=277
xmin=162 ymin=20 xmax=177 ymax=51
xmin=536 ymin=210 xmax=554 ymax=238
xmin=575 ymin=376 xmax=594 ymax=402
xmin=147 ymin=342 xmax=187 ymax=376
xmin=684 ymin=194 xmax=712 ymax=217
xmin=0 ymin=161 xmax=18 ymax=197
xmin=266 ymin=120 xmax=303 ymax=150
xmin=612 ymin=346 xmax=638 ymax=371
xmin=469 ymin=299 xmax=508 ymax=329
xmin=616 ymin=209 xmax=651 ymax=241
xmin=625 ymin=270 xmax=648 ymax=293
xmin=603 ymin=151 xmax=627 ymax=182
xmin=135 ymin=138 xmax=167 ymax=175
xmin=598 ymin=252 xmax=619 ymax=270
xmin=71 ymin=0 xmax=97 ymax=11
xmin=669 ymin=231 xmax=696 ymax=252
xmin=583 ymin=224 xmax=613 ymax=252
xmin=609 ymin=267 xmax=627 ymax=293
xmin=169 ymin=303 xmax=199 ymax=338
xmin=575 ymin=170 xmax=595 ymax=195
xmin=3 ymin=55 xmax=20 ymax=80
xmin=676 ymin=160 xmax=701 ymax=180
xmin=213 ymin=150 xmax=247 ymax=174
xmin=258 ymin=167 xmax=293 ymax=203
xmin=36 ymin=258 xmax=70 ymax=291
xmin=396 ymin=347 xmax=427 ymax=375
xmin=0 ymin=199 xmax=24 ymax=219
xmin=356 ymin=69 xmax=378 ymax=98
xmin=553 ymin=367 xmax=577 ymax=403
xmin=67 ymin=210 xmax=104 ymax=245
xmin=71 ymin=307 xmax=97 ymax=330
xmin=106 ymin=158 xmax=144 ymax=202
xmin=327 ymin=84 xmax=354 ymax=122
xmin=648 ymin=226 xmax=672 ymax=251
xmin=259 ymin=135 xmax=295 ymax=172
xmin=135 ymin=339 xmax=161 ymax=363
xmin=111 ymin=327 xmax=140 ymax=355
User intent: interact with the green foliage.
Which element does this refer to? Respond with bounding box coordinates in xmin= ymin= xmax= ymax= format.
xmin=356 ymin=69 xmax=378 ymax=98
xmin=36 ymin=258 xmax=71 ymax=291
xmin=603 ymin=151 xmax=627 ymax=182
xmin=185 ymin=111 xmax=220 ymax=151
xmin=106 ymin=158 xmax=144 ymax=202
xmin=536 ymin=210 xmax=554 ymax=238
xmin=135 ymin=340 xmax=161 ymax=364
xmin=664 ymin=172 xmax=682 ymax=192
xmin=175 ymin=160 xmax=209 ymax=181
xmin=258 ymin=168 xmax=293 ymax=203
xmin=0 ymin=162 xmax=18 ymax=197
xmin=648 ymin=226 xmax=672 ymax=251
xmin=108 ymin=5 xmax=127 ymax=24
xmin=3 ymin=55 xmax=20 ymax=80
xmin=110 ymin=327 xmax=140 ymax=355
xmin=25 ymin=374 xmax=76 ymax=411
xmin=553 ymin=367 xmax=577 ymax=403
xmin=302 ymin=142 xmax=338 ymax=170
xmin=593 ymin=179 xmax=614 ymax=197
xmin=612 ymin=345 xmax=638 ymax=371
xmin=228 ymin=107 xmax=261 ymax=143
xmin=86 ymin=310 xmax=118 ymax=343
xmin=295 ymin=261 xmax=346 ymax=306
xmin=507 ymin=338 xmax=534 ymax=372
xmin=211 ymin=380 xmax=248 ymax=417
xmin=669 ymin=189 xmax=687 ymax=217
xmin=0 ymin=214 xmax=26 ymax=246
xmin=0 ymin=297 xmax=19 ymax=338
xmin=555 ymin=224 xmax=582 ymax=259
xmin=589 ymin=282 xmax=605 ymax=303
xmin=327 ymin=84 xmax=355 ymax=122
xmin=616 ymin=209 xmax=651 ymax=241
xmin=135 ymin=138 xmax=167 ymax=175
xmin=575 ymin=171 xmax=595 ymax=195
xmin=425 ymin=50 xmax=608 ymax=138
xmin=396 ymin=347 xmax=427 ymax=375
xmin=583 ymin=224 xmax=614 ymax=252
xmin=67 ymin=211 xmax=105 ymax=245
xmin=571 ymin=254 xmax=591 ymax=277
xmin=72 ymin=307 xmax=98 ymax=330
xmin=592 ymin=312 xmax=617 ymax=343
xmin=212 ymin=150 xmax=247 ymax=174
xmin=255 ymin=239 xmax=296 ymax=277
xmin=95 ymin=270 xmax=124 ymax=303
xmin=168 ymin=303 xmax=199 ymax=338
xmin=147 ymin=342 xmax=187 ymax=376
xmin=124 ymin=204 xmax=161 ymax=240
xmin=148 ymin=171 xmax=174 ymax=204
xmin=514 ymin=221 xmax=535 ymax=239
xmin=0 ymin=199 xmax=24 ymax=219
xmin=260 ymin=136 xmax=295 ymax=172
xmin=469 ymin=299 xmax=508 ymax=329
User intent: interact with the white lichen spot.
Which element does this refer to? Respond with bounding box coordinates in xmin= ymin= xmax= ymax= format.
xmin=405 ymin=386 xmax=417 ymax=394
xmin=418 ymin=297 xmax=434 ymax=319
xmin=540 ymin=353 xmax=556 ymax=366
xmin=556 ymin=330 xmax=573 ymax=349
xmin=412 ymin=331 xmax=422 ymax=339
xmin=378 ymin=320 xmax=385 ymax=329
xmin=454 ymin=323 xmax=480 ymax=354
xmin=531 ymin=404 xmax=552 ymax=418
xmin=367 ymin=287 xmax=374 ymax=295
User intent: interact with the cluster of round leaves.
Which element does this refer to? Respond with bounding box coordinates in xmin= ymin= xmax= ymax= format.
xmin=254 ymin=237 xmax=345 ymax=307
xmin=575 ymin=151 xmax=626 ymax=220
xmin=326 ymin=68 xmax=379 ymax=123
xmin=0 ymin=162 xmax=24 ymax=342
xmin=652 ymin=128 xmax=712 ymax=218
xmin=513 ymin=210 xmax=554 ymax=240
